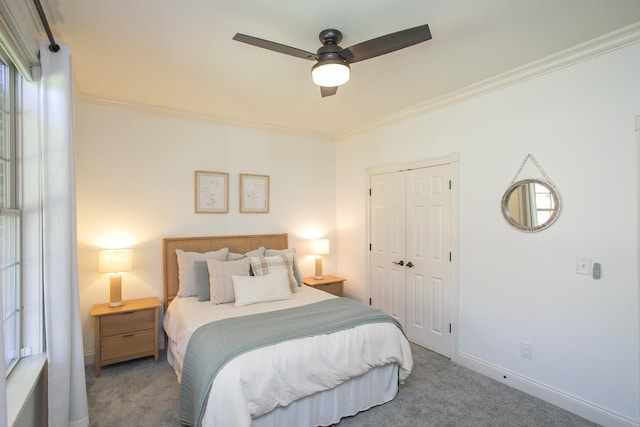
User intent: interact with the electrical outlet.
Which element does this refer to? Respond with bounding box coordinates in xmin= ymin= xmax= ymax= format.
xmin=576 ymin=257 xmax=591 ymax=275
xmin=520 ymin=341 xmax=533 ymax=360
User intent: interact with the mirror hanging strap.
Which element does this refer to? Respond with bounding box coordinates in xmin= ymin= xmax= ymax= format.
xmin=510 ymin=153 xmax=555 ymax=186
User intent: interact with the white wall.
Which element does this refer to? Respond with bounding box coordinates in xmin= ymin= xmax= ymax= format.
xmin=335 ymin=43 xmax=640 ymax=425
xmin=74 ymin=105 xmax=337 ymax=360
xmin=74 ymin=42 xmax=639 ymax=426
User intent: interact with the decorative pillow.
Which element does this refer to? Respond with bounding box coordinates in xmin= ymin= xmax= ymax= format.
xmin=176 ymin=248 xmax=229 ymax=297
xmin=232 ymin=270 xmax=292 ymax=307
xmin=194 ymin=261 xmax=210 ymax=301
xmin=227 ymin=247 xmax=265 ymax=261
xmin=249 ymin=253 xmax=297 ymax=293
xmin=265 ymin=248 xmax=303 ymax=287
xmin=207 ymin=257 xmax=252 ymax=304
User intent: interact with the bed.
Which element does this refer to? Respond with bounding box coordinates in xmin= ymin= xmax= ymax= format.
xmin=162 ymin=233 xmax=413 ymax=427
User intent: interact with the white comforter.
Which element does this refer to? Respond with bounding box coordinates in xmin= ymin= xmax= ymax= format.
xmin=163 ymin=285 xmax=413 ymax=427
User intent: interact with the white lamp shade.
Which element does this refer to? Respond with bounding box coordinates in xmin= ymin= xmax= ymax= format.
xmin=98 ymin=249 xmax=133 ymax=273
xmin=309 ymin=239 xmax=330 ymax=255
xmin=311 ymin=62 xmax=350 ymax=87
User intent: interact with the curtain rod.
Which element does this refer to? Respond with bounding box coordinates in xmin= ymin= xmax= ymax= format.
xmin=33 ymin=0 xmax=60 ymax=52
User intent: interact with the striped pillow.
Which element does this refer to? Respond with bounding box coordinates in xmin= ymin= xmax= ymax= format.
xmin=249 ymin=253 xmax=297 ymax=293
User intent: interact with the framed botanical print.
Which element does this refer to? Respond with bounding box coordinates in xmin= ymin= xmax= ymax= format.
xmin=239 ymin=173 xmax=269 ymax=213
xmin=195 ymin=171 xmax=228 ymax=213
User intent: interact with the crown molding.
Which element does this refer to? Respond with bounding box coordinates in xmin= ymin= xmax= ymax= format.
xmin=76 ymin=22 xmax=640 ymax=143
xmin=335 ymin=22 xmax=640 ymax=141
xmin=75 ymin=94 xmax=335 ymax=141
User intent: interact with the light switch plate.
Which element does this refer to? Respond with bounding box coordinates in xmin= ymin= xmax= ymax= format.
xmin=576 ymin=258 xmax=591 ymax=275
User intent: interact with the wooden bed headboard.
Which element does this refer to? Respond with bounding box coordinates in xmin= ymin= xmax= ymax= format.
xmin=162 ymin=233 xmax=289 ymax=308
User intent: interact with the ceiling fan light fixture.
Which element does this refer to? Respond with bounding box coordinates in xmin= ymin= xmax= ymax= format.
xmin=233 ymin=24 xmax=431 ymax=97
xmin=311 ymin=60 xmax=350 ymax=87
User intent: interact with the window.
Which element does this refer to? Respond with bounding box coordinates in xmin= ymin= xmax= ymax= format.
xmin=533 ymin=183 xmax=554 ymax=226
xmin=0 ymin=56 xmax=20 ymax=376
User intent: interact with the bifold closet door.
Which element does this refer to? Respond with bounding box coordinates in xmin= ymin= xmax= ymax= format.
xmin=370 ymin=165 xmax=452 ymax=358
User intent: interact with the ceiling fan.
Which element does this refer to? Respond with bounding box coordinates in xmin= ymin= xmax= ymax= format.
xmin=232 ymin=24 xmax=432 ymax=97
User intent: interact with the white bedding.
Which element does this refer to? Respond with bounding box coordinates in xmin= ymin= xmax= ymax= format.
xmin=163 ymin=285 xmax=413 ymax=426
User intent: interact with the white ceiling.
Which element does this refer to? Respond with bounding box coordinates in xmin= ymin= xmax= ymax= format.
xmin=47 ymin=0 xmax=640 ymax=139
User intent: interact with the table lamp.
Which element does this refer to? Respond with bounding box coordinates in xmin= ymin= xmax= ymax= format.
xmin=309 ymin=239 xmax=330 ymax=280
xmin=98 ymin=249 xmax=133 ymax=307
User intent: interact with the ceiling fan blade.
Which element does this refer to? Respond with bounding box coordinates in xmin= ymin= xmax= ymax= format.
xmin=340 ymin=24 xmax=431 ymax=64
xmin=233 ymin=33 xmax=318 ymax=61
xmin=320 ymin=86 xmax=338 ymax=97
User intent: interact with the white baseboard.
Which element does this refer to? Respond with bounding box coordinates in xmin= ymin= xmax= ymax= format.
xmin=456 ymin=352 xmax=639 ymax=427
xmin=84 ymin=352 xmax=94 ymax=367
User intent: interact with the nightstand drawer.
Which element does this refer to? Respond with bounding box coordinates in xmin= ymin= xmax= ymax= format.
xmin=315 ymin=282 xmax=343 ymax=297
xmin=100 ymin=309 xmax=154 ymax=337
xmin=100 ymin=329 xmax=155 ymax=363
xmin=303 ymin=276 xmax=346 ymax=297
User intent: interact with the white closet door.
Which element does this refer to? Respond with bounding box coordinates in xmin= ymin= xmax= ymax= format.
xmin=405 ymin=165 xmax=451 ymax=356
xmin=370 ymin=172 xmax=406 ymax=326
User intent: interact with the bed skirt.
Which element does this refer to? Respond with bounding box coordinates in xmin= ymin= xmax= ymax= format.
xmin=221 ymin=364 xmax=399 ymax=427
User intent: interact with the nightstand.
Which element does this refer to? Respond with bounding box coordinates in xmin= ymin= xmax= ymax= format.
xmin=303 ymin=275 xmax=345 ymax=297
xmin=90 ymin=296 xmax=160 ymax=376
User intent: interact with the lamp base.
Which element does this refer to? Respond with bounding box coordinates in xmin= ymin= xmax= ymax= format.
xmin=314 ymin=257 xmax=324 ymax=281
xmin=109 ymin=275 xmax=124 ymax=308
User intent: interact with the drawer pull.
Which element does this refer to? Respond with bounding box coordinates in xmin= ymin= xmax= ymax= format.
xmin=122 ymin=333 xmax=134 ymax=338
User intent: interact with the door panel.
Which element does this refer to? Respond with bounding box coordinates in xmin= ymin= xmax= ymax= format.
xmin=415 ymin=165 xmax=451 ymax=356
xmin=370 ymin=172 xmax=406 ymax=325
xmin=430 ymin=277 xmax=444 ymax=332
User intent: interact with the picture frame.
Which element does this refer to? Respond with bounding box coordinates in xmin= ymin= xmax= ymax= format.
xmin=195 ymin=171 xmax=228 ymax=213
xmin=239 ymin=173 xmax=269 ymax=213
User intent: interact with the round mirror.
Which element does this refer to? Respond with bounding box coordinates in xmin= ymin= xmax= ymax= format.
xmin=502 ymin=179 xmax=560 ymax=232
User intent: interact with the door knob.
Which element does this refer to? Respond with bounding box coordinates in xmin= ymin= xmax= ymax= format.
xmin=392 ymin=260 xmax=404 ymax=266
xmin=406 ymin=262 xmax=414 ymax=268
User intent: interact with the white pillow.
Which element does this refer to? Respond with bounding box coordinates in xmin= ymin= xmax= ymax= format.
xmin=176 ymin=248 xmax=229 ymax=297
xmin=232 ymin=270 xmax=292 ymax=307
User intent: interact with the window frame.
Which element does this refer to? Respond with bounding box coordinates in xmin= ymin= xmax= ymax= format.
xmin=0 ymin=54 xmax=22 ymax=377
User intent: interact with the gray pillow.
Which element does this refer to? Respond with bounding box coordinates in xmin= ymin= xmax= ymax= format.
xmin=176 ymin=248 xmax=229 ymax=297
xmin=207 ymin=257 xmax=252 ymax=304
xmin=194 ymin=261 xmax=210 ymax=301
xmin=265 ymin=248 xmax=302 ymax=287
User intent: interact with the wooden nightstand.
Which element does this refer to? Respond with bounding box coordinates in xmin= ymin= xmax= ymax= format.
xmin=303 ymin=275 xmax=345 ymax=297
xmin=90 ymin=296 xmax=160 ymax=376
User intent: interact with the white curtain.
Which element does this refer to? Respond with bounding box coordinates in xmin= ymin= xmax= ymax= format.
xmin=39 ymin=40 xmax=89 ymax=427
